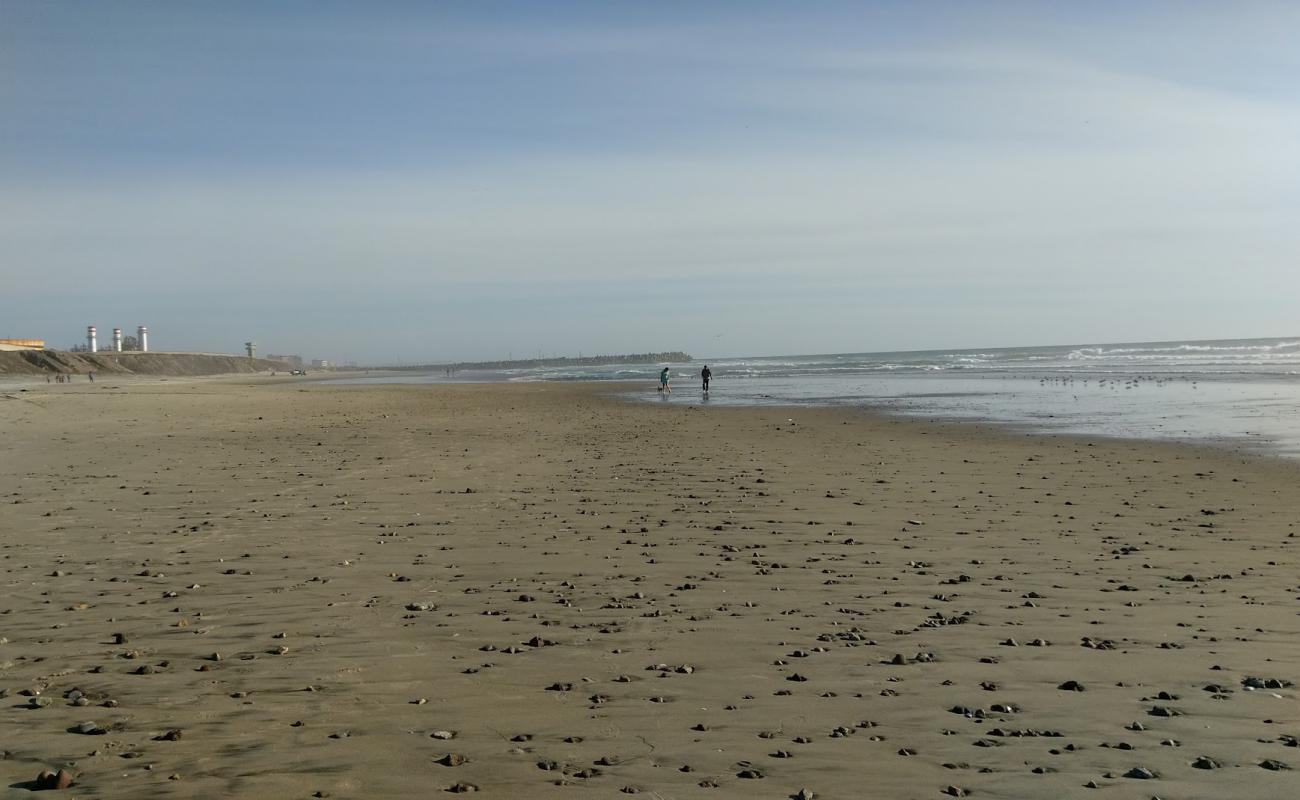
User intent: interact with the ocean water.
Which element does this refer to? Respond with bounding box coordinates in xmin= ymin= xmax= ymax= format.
xmin=328 ymin=337 xmax=1300 ymax=458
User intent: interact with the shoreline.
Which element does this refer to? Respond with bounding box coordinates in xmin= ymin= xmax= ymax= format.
xmin=3 ymin=380 xmax=1297 ymax=798
xmin=11 ymin=369 xmax=1297 ymax=465
xmin=318 ymin=369 xmax=1300 ymax=463
xmin=610 ymin=384 xmax=1300 ymax=467
xmin=321 ymin=373 xmax=1300 ymax=466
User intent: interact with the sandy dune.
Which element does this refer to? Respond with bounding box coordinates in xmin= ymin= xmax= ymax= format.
xmin=2 ymin=380 xmax=1297 ymax=799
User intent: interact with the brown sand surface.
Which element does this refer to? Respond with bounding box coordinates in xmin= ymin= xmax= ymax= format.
xmin=2 ymin=380 xmax=1298 ymax=799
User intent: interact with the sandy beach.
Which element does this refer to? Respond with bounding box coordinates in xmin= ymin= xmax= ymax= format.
xmin=2 ymin=379 xmax=1298 ymax=799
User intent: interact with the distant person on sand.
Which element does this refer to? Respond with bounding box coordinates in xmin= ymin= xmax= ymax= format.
xmin=659 ymin=367 xmax=672 ymax=394
xmin=701 ymin=365 xmax=711 ymax=392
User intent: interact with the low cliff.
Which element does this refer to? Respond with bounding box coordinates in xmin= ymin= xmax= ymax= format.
xmin=0 ymin=350 xmax=289 ymax=376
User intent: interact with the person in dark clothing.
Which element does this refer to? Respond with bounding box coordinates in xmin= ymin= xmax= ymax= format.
xmin=701 ymin=365 xmax=712 ymax=392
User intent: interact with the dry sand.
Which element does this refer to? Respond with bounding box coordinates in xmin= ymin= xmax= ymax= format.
xmin=2 ymin=380 xmax=1298 ymax=799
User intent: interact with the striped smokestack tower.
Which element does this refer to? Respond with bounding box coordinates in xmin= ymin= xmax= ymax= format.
xmin=87 ymin=326 xmax=98 ymax=353
xmin=112 ymin=328 xmax=123 ymax=352
xmin=137 ymin=325 xmax=148 ymax=352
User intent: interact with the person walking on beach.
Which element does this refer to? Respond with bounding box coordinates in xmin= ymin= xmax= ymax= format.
xmin=701 ymin=365 xmax=711 ymax=392
xmin=659 ymin=367 xmax=672 ymax=394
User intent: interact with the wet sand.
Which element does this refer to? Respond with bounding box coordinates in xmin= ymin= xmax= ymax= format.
xmin=2 ymin=380 xmax=1298 ymax=799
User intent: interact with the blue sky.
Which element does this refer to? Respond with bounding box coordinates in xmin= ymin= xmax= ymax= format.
xmin=3 ymin=1 xmax=1298 ymax=362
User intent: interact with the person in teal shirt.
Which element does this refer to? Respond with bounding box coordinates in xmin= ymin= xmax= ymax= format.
xmin=659 ymin=367 xmax=672 ymax=393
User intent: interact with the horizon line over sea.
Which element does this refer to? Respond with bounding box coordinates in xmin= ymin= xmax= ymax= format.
xmin=326 ymin=336 xmax=1300 ymax=459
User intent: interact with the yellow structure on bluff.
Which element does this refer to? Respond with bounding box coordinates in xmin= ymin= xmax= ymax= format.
xmin=0 ymin=339 xmax=45 ymax=351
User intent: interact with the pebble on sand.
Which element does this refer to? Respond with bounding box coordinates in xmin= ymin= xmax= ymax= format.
xmin=34 ymin=769 xmax=74 ymax=790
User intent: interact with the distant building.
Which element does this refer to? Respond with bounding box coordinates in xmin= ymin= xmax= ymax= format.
xmin=311 ymin=359 xmax=331 ymax=369
xmin=0 ymin=338 xmax=45 ymax=351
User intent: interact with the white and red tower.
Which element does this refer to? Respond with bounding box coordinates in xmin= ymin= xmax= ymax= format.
xmin=87 ymin=326 xmax=98 ymax=353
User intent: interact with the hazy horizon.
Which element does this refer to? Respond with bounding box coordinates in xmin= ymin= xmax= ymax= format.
xmin=4 ymin=2 xmax=1299 ymax=363
xmin=360 ymin=333 xmax=1300 ymax=370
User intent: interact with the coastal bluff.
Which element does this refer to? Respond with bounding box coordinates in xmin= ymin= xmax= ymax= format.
xmin=0 ymin=349 xmax=289 ymax=376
